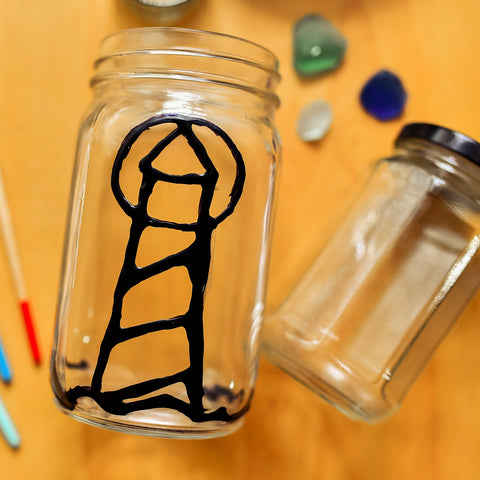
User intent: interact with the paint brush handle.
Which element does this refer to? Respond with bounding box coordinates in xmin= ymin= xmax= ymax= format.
xmin=0 ymin=394 xmax=20 ymax=449
xmin=0 ymin=169 xmax=41 ymax=364
xmin=0 ymin=335 xmax=12 ymax=383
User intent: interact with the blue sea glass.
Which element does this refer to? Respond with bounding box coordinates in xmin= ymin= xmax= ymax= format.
xmin=360 ymin=70 xmax=407 ymax=121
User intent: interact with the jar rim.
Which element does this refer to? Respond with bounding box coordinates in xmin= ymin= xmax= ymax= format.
xmin=92 ymin=27 xmax=280 ymax=107
xmin=97 ymin=27 xmax=279 ymax=74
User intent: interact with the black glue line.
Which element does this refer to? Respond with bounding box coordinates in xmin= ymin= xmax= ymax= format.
xmin=64 ymin=115 xmax=247 ymax=423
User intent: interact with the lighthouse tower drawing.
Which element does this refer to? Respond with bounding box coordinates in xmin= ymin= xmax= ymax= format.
xmin=66 ymin=115 xmax=246 ymax=422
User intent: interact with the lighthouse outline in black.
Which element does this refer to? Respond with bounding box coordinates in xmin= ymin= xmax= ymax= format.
xmin=65 ymin=114 xmax=246 ymax=423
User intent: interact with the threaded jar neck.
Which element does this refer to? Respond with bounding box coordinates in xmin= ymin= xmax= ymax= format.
xmin=393 ymin=125 xmax=480 ymax=201
xmin=91 ymin=27 xmax=281 ymax=108
xmin=395 ymin=123 xmax=480 ymax=167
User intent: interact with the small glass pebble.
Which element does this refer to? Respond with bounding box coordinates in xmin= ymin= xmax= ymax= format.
xmin=296 ymin=100 xmax=333 ymax=142
xmin=360 ymin=70 xmax=407 ymax=121
xmin=293 ymin=15 xmax=347 ymax=76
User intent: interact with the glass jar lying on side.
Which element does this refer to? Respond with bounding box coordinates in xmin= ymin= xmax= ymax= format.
xmin=51 ymin=27 xmax=281 ymax=439
xmin=263 ymin=123 xmax=480 ymax=423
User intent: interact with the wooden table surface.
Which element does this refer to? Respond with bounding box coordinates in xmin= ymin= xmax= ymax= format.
xmin=2 ymin=0 xmax=480 ymax=478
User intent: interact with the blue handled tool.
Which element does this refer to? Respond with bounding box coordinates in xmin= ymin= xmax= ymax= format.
xmin=0 ymin=335 xmax=12 ymax=383
xmin=0 ymin=394 xmax=20 ymax=449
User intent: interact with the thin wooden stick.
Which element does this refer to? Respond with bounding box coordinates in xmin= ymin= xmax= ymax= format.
xmin=0 ymin=169 xmax=40 ymax=364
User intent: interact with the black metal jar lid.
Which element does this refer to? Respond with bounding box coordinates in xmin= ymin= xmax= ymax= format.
xmin=396 ymin=123 xmax=480 ymax=167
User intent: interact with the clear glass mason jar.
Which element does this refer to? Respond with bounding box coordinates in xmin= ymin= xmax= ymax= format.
xmin=263 ymin=123 xmax=480 ymax=423
xmin=51 ymin=27 xmax=280 ymax=438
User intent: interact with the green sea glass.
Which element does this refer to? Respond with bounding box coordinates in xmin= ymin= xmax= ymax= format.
xmin=294 ymin=14 xmax=347 ymax=76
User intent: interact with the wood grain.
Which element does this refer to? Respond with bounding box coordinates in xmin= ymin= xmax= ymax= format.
xmin=1 ymin=0 xmax=480 ymax=478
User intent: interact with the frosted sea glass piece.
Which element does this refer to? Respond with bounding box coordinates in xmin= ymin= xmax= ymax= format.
xmin=296 ymin=100 xmax=333 ymax=142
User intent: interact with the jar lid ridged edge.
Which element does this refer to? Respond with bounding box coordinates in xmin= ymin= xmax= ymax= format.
xmin=396 ymin=123 xmax=480 ymax=167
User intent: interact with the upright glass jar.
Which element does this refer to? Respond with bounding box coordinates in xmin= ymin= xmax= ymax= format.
xmin=51 ymin=27 xmax=280 ymax=438
xmin=263 ymin=123 xmax=480 ymax=423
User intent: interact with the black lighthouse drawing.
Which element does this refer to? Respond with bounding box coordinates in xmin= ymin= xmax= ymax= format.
xmin=65 ymin=115 xmax=246 ymax=422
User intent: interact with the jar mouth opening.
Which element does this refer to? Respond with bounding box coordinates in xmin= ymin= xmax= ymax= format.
xmin=92 ymin=27 xmax=280 ymax=105
xmin=98 ymin=27 xmax=279 ymax=70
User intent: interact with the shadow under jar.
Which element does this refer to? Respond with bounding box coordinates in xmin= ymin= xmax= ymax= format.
xmin=51 ymin=27 xmax=281 ymax=439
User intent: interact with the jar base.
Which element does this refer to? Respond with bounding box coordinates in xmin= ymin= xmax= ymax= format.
xmin=54 ymin=396 xmax=244 ymax=439
xmin=263 ymin=343 xmax=399 ymax=424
